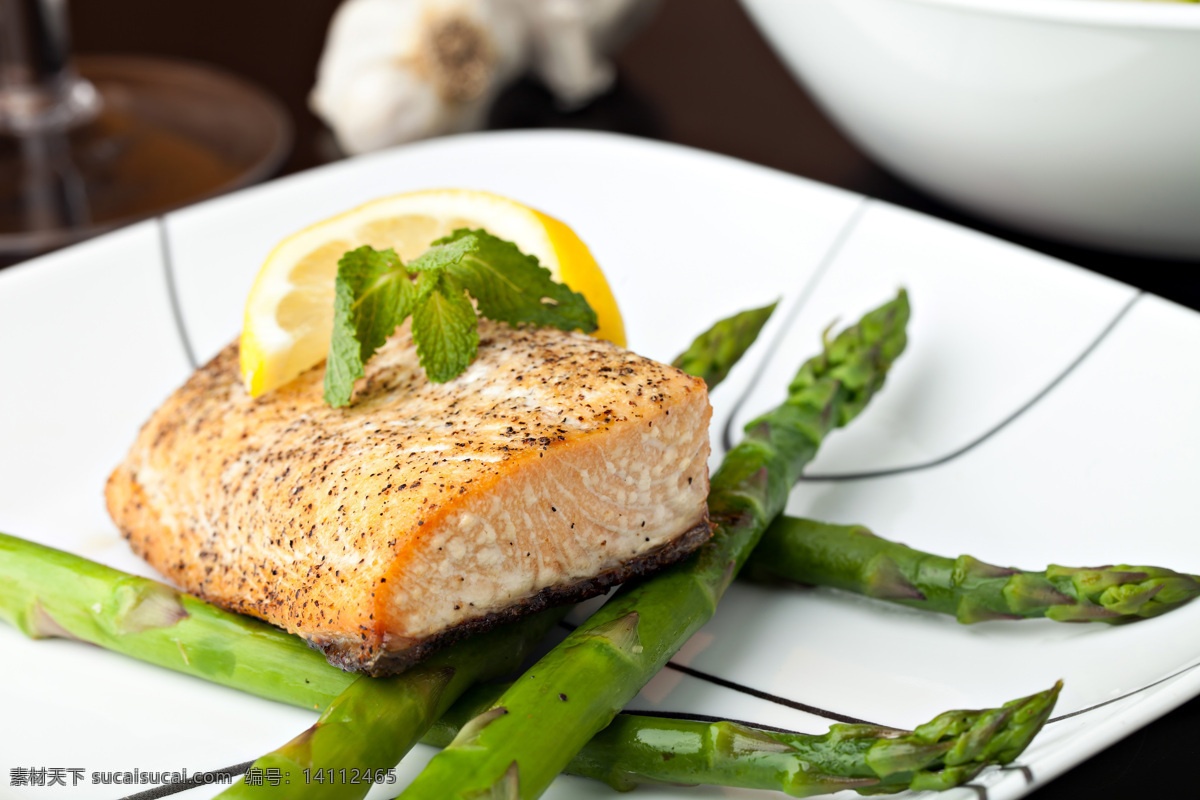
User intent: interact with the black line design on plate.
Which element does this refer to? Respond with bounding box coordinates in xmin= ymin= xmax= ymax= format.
xmin=117 ymin=762 xmax=253 ymax=800
xmin=962 ymin=784 xmax=988 ymax=800
xmin=615 ymin=708 xmax=813 ymax=735
xmin=156 ymin=216 xmax=199 ymax=370
xmin=662 ymin=661 xmax=877 ymax=726
xmin=661 ymin=626 xmax=1200 ymax=730
xmin=720 ymin=199 xmax=872 ymax=454
xmin=999 ymin=764 xmax=1035 ymax=784
xmin=1047 ymin=659 xmax=1200 ymax=723
xmin=797 ymin=291 xmax=1143 ymax=481
xmin=558 ymin=619 xmax=882 ymax=725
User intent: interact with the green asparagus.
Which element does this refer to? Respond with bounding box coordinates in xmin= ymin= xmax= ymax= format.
xmin=427 ymin=680 xmax=1061 ymax=796
xmin=0 ymin=532 xmax=350 ymax=710
xmin=397 ymin=291 xmax=910 ymax=800
xmin=748 ymin=517 xmax=1200 ymax=623
xmin=671 ymin=299 xmax=777 ymax=388
xmin=671 ymin=306 xmax=1200 ymax=624
xmin=217 ymin=610 xmax=564 ymax=800
xmin=0 ymin=530 xmax=1057 ymax=797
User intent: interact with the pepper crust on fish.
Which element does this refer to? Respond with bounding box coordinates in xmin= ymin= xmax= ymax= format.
xmin=106 ymin=321 xmax=712 ymax=675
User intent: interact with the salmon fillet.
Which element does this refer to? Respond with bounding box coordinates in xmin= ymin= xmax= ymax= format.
xmin=106 ymin=321 xmax=712 ymax=675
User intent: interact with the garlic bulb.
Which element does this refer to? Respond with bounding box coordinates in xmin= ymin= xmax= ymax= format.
xmin=311 ymin=0 xmax=661 ymax=154
xmin=310 ymin=0 xmax=528 ymax=155
xmin=518 ymin=0 xmax=661 ymax=109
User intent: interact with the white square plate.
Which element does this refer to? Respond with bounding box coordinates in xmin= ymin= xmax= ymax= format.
xmin=2 ymin=130 xmax=1197 ymax=800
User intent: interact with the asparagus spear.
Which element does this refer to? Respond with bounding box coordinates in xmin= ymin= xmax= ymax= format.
xmin=671 ymin=299 xmax=777 ymax=388
xmin=0 ymin=532 xmax=349 ymax=710
xmin=218 ymin=669 xmax=451 ymax=800
xmin=217 ymin=609 xmax=564 ymax=800
xmin=674 ymin=300 xmax=1200 ymax=624
xmin=397 ymin=291 xmax=910 ymax=800
xmin=426 ymin=680 xmax=1061 ymax=796
xmin=671 ymin=308 xmax=1200 ymax=624
xmin=748 ymin=517 xmax=1200 ymax=623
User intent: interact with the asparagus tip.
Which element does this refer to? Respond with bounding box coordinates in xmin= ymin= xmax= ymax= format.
xmin=865 ymin=681 xmax=1060 ymax=794
xmin=1046 ymin=565 xmax=1200 ymax=622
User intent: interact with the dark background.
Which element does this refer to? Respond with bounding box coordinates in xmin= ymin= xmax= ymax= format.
xmin=69 ymin=0 xmax=1199 ymax=796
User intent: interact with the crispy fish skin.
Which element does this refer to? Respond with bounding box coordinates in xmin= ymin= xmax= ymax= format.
xmin=106 ymin=321 xmax=712 ymax=675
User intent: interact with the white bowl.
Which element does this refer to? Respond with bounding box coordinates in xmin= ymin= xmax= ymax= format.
xmin=738 ymin=0 xmax=1200 ymax=258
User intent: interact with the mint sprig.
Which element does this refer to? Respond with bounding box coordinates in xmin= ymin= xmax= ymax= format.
xmin=323 ymin=229 xmax=599 ymax=407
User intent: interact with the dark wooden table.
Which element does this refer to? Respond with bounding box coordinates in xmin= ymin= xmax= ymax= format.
xmin=71 ymin=0 xmax=1198 ymax=796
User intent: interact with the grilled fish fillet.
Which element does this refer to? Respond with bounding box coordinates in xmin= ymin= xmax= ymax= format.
xmin=107 ymin=321 xmax=711 ymax=675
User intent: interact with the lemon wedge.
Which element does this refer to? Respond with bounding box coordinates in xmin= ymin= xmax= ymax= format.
xmin=240 ymin=189 xmax=625 ymax=397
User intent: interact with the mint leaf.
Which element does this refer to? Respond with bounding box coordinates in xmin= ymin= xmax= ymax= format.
xmin=434 ymin=229 xmax=598 ymax=333
xmin=323 ymin=246 xmax=415 ymax=406
xmin=322 ymin=229 xmax=600 ymax=405
xmin=412 ymin=271 xmax=479 ymax=383
xmin=408 ymin=234 xmax=480 ymax=273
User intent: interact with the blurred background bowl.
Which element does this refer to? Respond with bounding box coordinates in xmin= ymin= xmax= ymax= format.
xmin=738 ymin=0 xmax=1200 ymax=259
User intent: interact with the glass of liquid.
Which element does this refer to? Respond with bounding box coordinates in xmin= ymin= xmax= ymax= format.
xmin=0 ymin=0 xmax=291 ymax=262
